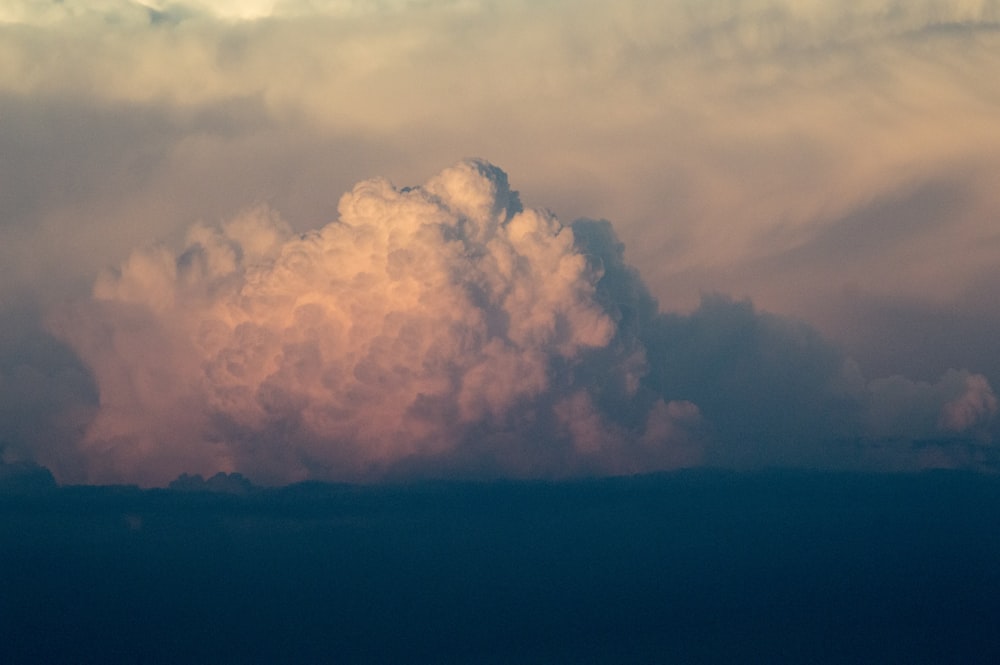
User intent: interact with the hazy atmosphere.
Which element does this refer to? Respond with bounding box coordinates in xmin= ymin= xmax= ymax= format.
xmin=3 ymin=0 xmax=1000 ymax=485
xmin=5 ymin=4 xmax=1000 ymax=663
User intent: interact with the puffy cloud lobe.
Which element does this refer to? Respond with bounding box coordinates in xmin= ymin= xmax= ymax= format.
xmin=55 ymin=160 xmax=698 ymax=485
xmin=940 ymin=373 xmax=998 ymax=433
xmin=50 ymin=161 xmax=999 ymax=485
xmin=859 ymin=369 xmax=1000 ymax=471
xmin=868 ymin=369 xmax=998 ymax=441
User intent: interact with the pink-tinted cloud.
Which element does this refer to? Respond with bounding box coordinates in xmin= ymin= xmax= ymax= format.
xmin=868 ymin=369 xmax=998 ymax=441
xmin=45 ymin=160 xmax=998 ymax=485
xmin=51 ymin=161 xmax=702 ymax=485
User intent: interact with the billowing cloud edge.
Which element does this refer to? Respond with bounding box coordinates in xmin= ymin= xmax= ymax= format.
xmin=43 ymin=159 xmax=998 ymax=485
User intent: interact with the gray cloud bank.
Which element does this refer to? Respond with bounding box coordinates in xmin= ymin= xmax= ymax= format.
xmin=20 ymin=160 xmax=995 ymax=485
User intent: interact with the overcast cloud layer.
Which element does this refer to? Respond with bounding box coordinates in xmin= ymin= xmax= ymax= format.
xmin=2 ymin=1 xmax=999 ymax=484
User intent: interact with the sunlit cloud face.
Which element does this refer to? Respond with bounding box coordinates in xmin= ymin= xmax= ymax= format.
xmin=50 ymin=161 xmax=704 ymax=485
xmin=2 ymin=1 xmax=999 ymax=483
xmin=43 ymin=161 xmax=996 ymax=485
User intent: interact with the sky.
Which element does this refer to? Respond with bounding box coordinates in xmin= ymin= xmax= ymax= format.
xmin=2 ymin=0 xmax=1000 ymax=485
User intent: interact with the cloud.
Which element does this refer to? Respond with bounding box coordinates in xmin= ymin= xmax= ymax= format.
xmin=4 ymin=0 xmax=999 ymax=326
xmin=869 ymin=369 xmax=998 ymax=440
xmin=48 ymin=160 xmax=997 ymax=485
xmin=0 ymin=306 xmax=96 ymax=482
xmin=51 ymin=161 xmax=703 ymax=484
xmin=645 ymin=295 xmax=868 ymax=468
xmin=3 ymin=1 xmax=1000 ymax=482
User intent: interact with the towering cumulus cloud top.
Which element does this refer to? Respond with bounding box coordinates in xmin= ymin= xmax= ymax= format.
xmin=54 ymin=160 xmax=697 ymax=484
xmin=52 ymin=160 xmax=996 ymax=486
